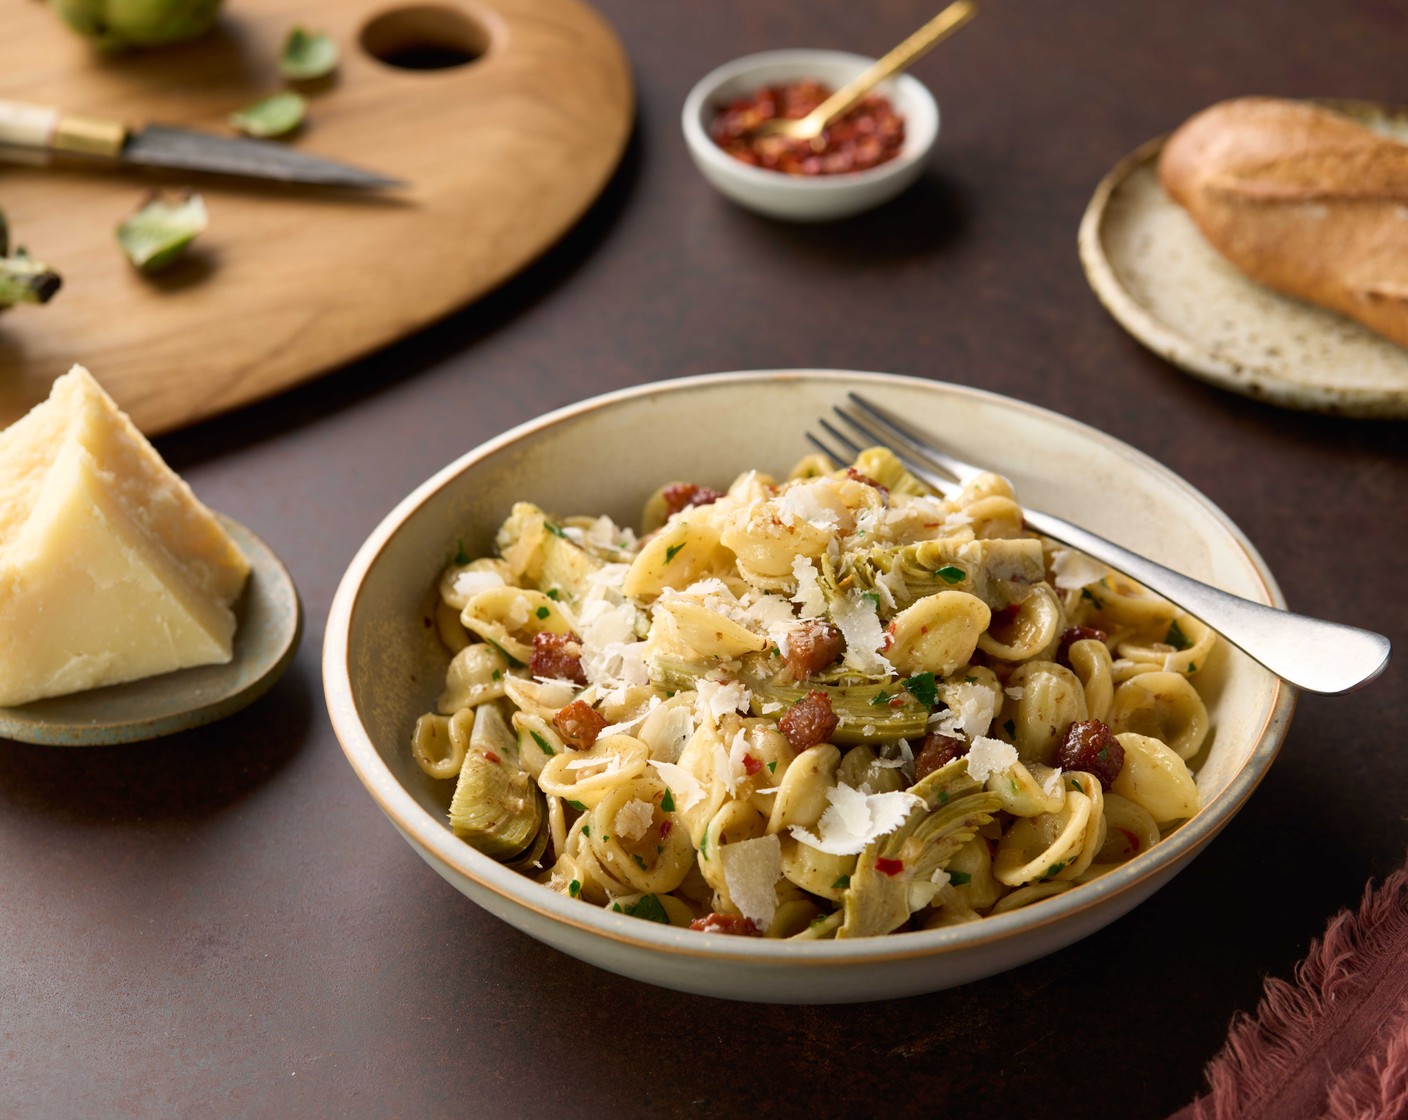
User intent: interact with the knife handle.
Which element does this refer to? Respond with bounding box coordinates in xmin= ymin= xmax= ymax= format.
xmin=0 ymin=100 xmax=127 ymax=160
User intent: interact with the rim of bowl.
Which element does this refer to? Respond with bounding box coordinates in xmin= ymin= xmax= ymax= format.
xmin=681 ymin=49 xmax=939 ymax=191
xmin=324 ymin=369 xmax=1295 ymax=967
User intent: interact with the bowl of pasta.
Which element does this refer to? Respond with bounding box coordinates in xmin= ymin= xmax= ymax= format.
xmin=323 ymin=370 xmax=1294 ymax=1003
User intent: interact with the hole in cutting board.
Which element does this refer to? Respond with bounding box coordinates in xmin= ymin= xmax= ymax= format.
xmin=360 ymin=5 xmax=491 ymax=70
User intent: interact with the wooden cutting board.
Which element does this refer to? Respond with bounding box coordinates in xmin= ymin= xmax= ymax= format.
xmin=0 ymin=0 xmax=632 ymax=434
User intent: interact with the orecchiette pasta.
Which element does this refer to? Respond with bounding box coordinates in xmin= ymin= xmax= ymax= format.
xmin=411 ymin=447 xmax=1217 ymax=939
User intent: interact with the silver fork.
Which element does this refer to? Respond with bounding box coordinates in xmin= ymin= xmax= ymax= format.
xmin=809 ymin=393 xmax=1390 ymax=695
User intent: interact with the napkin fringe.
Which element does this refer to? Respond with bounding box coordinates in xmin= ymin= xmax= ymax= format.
xmin=1176 ymin=857 xmax=1408 ymax=1120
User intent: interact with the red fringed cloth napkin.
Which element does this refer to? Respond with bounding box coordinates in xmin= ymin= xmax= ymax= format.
xmin=1172 ymin=858 xmax=1408 ymax=1120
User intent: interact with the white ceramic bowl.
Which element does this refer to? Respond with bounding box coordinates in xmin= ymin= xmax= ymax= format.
xmin=681 ymin=50 xmax=939 ymax=221
xmin=323 ymin=370 xmax=1294 ymax=1004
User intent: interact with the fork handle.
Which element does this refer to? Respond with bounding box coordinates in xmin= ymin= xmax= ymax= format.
xmin=1022 ymin=507 xmax=1390 ymax=695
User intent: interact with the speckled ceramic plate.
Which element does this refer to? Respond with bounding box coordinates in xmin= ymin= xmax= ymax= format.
xmin=0 ymin=517 xmax=302 ymax=746
xmin=324 ymin=370 xmax=1295 ymax=1004
xmin=1078 ymin=100 xmax=1408 ymax=419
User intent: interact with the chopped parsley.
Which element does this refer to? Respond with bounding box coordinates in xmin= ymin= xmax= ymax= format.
xmin=491 ymin=669 xmax=502 ymax=681
xmin=870 ymin=690 xmax=891 ymax=707
xmin=1069 ymin=778 xmax=1080 ymax=791
xmin=699 ymin=828 xmax=710 ymax=859
xmin=546 ymin=588 xmax=560 ymax=600
xmin=567 ymin=799 xmax=588 ymax=811
xmin=545 ymin=521 xmax=568 ymax=539
xmin=948 ymin=870 xmax=972 ymax=886
xmin=535 ymin=605 xmax=551 ymax=620
xmin=767 ymin=760 xmax=777 ymax=774
xmin=631 ymin=854 xmax=648 ymax=871
xmin=661 ymin=788 xmax=676 ymax=813
xmin=1188 ymin=662 xmax=1198 ymax=673
xmin=902 ymin=671 xmax=938 ymax=709
xmin=938 ymin=790 xmax=949 ymax=805
xmin=581 ymin=825 xmax=591 ymax=837
xmin=861 ymin=590 xmax=881 ymax=608
xmin=1046 ymin=862 xmax=1067 ymax=878
xmin=832 ymin=875 xmax=851 ymax=890
xmin=1081 ymin=588 xmax=1103 ymax=607
xmin=453 ymin=539 xmax=470 ymax=566
xmin=1003 ymin=719 xmax=1016 ymax=738
xmin=1165 ymin=620 xmax=1192 ymax=651
xmin=664 ymin=542 xmax=685 ymax=564
xmin=568 ymin=879 xmax=581 ymax=898
xmin=611 ymin=894 xmax=671 ymax=924
xmin=530 ymin=730 xmax=554 ymax=757
xmin=934 ymin=565 xmax=965 ymax=584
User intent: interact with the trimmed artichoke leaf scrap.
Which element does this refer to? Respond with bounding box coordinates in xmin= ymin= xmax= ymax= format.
xmin=228 ymin=91 xmax=308 ymax=139
xmin=116 ymin=192 xmax=209 ymax=273
xmin=280 ymin=27 xmax=340 ymax=80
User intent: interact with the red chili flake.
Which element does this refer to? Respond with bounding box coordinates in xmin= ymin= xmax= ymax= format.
xmin=888 ymin=696 xmax=905 ymax=709
xmin=742 ymin=754 xmax=762 ymax=777
xmin=874 ymin=857 xmax=905 ymax=877
xmin=1117 ymin=827 xmax=1141 ymax=851
xmin=482 ymin=750 xmax=502 ymax=765
xmin=659 ymin=820 xmax=673 ymax=839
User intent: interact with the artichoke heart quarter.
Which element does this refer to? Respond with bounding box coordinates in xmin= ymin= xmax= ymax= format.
xmin=449 ymin=744 xmax=545 ymax=861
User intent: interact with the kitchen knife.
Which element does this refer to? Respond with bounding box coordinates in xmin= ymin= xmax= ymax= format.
xmin=0 ymin=99 xmax=403 ymax=190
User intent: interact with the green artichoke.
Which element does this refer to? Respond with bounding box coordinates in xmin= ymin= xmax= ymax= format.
xmin=50 ymin=0 xmax=223 ymax=49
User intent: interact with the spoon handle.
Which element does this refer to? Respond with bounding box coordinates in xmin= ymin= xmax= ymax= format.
xmin=806 ymin=1 xmax=978 ymax=133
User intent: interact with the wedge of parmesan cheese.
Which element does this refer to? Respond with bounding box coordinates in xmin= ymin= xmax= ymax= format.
xmin=0 ymin=365 xmax=250 ymax=707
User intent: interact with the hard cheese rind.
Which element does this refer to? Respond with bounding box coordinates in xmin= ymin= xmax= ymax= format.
xmin=0 ymin=365 xmax=250 ymax=707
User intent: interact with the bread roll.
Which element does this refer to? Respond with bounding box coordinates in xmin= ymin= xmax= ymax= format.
xmin=1158 ymin=97 xmax=1408 ymax=349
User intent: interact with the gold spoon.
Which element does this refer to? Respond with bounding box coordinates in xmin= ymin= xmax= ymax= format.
xmin=750 ymin=1 xmax=978 ymax=144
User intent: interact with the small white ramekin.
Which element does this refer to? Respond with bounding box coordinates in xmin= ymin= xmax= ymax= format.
xmin=681 ymin=49 xmax=940 ymax=222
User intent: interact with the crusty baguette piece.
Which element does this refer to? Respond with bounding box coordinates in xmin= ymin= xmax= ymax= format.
xmin=1158 ymin=97 xmax=1408 ymax=349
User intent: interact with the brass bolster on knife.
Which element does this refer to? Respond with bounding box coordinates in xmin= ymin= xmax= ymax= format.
xmin=51 ymin=113 xmax=127 ymax=158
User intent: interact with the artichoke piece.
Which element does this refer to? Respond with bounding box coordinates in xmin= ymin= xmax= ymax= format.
xmin=279 ymin=27 xmax=339 ymax=80
xmin=849 ymin=537 xmax=1046 ymax=611
xmin=837 ymin=758 xmax=1001 ymax=938
xmin=229 ymin=92 xmax=307 ymax=139
xmin=448 ymin=703 xmax=545 ymax=859
xmin=50 ymin=0 xmax=222 ymax=50
xmin=116 ymin=191 xmax=208 ymax=272
xmin=752 ymin=677 xmax=930 ymax=745
xmin=0 ymin=209 xmax=62 ymax=310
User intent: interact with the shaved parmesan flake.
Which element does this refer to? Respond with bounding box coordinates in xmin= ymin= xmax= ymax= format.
xmin=776 ymin=480 xmax=843 ymax=530
xmin=933 ymin=681 xmax=997 ymax=738
xmin=697 ymin=678 xmax=749 ymax=721
xmin=1050 ymin=548 xmax=1108 ymax=591
xmin=720 ymin=835 xmax=782 ymax=931
xmin=566 ymin=753 xmax=621 ymax=774
xmin=649 ymin=761 xmax=704 ymax=812
xmin=1041 ymin=767 xmax=1066 ymax=799
xmin=452 ymin=569 xmax=506 ymax=599
xmin=941 ymin=510 xmax=973 ymax=535
xmin=1005 ymin=686 xmax=1025 ymax=701
xmin=792 ymin=556 xmax=826 ymax=619
xmin=790 ymin=784 xmax=924 ymax=856
xmin=599 ymin=695 xmax=661 ymax=738
xmin=588 ymin=563 xmax=629 ymax=591
xmin=966 ymin=736 xmax=1018 ymax=782
xmin=578 ymin=599 xmax=649 ymax=690
xmin=614 ymin=798 xmax=655 ymax=842
xmin=832 ymin=590 xmax=893 ymax=676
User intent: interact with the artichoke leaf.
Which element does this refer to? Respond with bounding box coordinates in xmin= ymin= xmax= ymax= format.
xmin=847 ymin=538 xmax=1046 ymax=612
xmin=448 ymin=703 xmax=543 ymax=859
xmin=837 ymin=759 xmax=1001 ymax=938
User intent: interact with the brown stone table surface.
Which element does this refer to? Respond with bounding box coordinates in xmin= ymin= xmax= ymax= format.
xmin=3 ymin=2 xmax=1405 ymax=1117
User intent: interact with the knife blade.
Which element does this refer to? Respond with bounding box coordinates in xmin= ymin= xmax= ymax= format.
xmin=0 ymin=99 xmax=403 ymax=190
